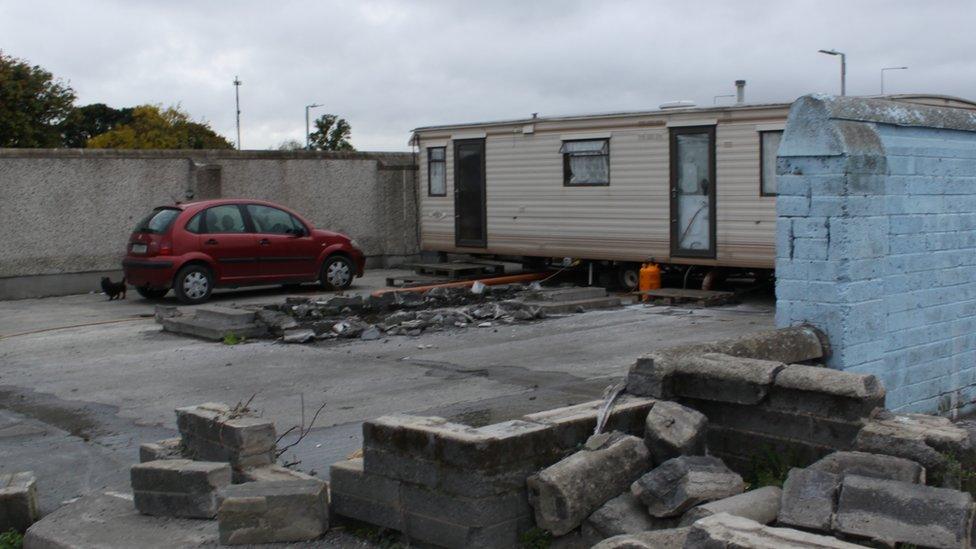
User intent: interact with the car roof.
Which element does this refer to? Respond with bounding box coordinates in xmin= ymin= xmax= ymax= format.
xmin=159 ymin=198 xmax=286 ymax=212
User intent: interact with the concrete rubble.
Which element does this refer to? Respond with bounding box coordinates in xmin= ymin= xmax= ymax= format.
xmin=643 ymin=400 xmax=708 ymax=463
xmin=777 ymin=467 xmax=841 ymax=532
xmin=582 ymin=491 xmax=678 ymax=541
xmin=131 ymin=459 xmax=232 ymax=519
xmin=0 ymin=471 xmax=39 ymax=533
xmin=631 ymin=455 xmax=745 ymax=518
xmin=158 ymin=283 xmax=624 ymax=343
xmin=679 ymin=485 xmax=781 ymax=526
xmin=807 ymin=450 xmax=925 ymax=484
xmin=529 ymin=432 xmax=652 ymax=536
xmin=684 ymin=512 xmax=864 ymax=548
xmin=591 ymin=527 xmax=691 ymax=549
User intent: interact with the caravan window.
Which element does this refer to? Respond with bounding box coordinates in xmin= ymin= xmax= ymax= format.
xmin=560 ymin=139 xmax=610 ymax=186
xmin=760 ymin=131 xmax=782 ymax=196
xmin=428 ymin=147 xmax=447 ymax=196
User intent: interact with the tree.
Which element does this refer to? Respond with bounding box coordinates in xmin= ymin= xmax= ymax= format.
xmin=59 ymin=103 xmax=133 ymax=147
xmin=86 ymin=104 xmax=234 ymax=149
xmin=276 ymin=139 xmax=304 ymax=151
xmin=308 ymin=114 xmax=354 ymax=151
xmin=0 ymin=51 xmax=76 ymax=147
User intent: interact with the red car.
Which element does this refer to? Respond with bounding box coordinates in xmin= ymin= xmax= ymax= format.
xmin=122 ymin=199 xmax=365 ymax=304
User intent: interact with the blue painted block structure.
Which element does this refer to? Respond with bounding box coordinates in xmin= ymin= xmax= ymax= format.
xmin=776 ymin=95 xmax=976 ymax=415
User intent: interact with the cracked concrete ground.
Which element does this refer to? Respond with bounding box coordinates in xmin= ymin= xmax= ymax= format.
xmin=0 ymin=268 xmax=774 ymax=518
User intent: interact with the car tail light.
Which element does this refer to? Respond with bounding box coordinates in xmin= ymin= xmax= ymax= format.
xmin=159 ymin=242 xmax=173 ymax=256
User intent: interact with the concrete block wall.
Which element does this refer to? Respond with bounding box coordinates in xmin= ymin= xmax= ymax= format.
xmin=0 ymin=149 xmax=417 ymax=299
xmin=330 ymin=396 xmax=655 ymax=549
xmin=775 ymin=95 xmax=976 ymax=415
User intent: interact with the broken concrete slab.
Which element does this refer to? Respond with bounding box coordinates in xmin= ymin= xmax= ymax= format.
xmin=159 ymin=306 xmax=267 ymax=341
xmin=643 ymin=400 xmax=707 ymax=463
xmin=808 ymin=450 xmax=925 ymax=484
xmin=24 ymin=492 xmax=218 ymax=548
xmin=527 ymin=432 xmax=651 ymax=536
xmin=833 ymin=474 xmax=975 ymax=549
xmin=631 ymin=455 xmax=745 ymax=518
xmin=217 ymin=480 xmax=329 ymax=545
xmin=582 ymin=491 xmax=679 ymax=540
xmin=233 ymin=464 xmax=318 ymax=484
xmin=777 ymin=467 xmax=841 ymax=532
xmin=679 ymin=485 xmax=781 ymax=526
xmin=854 ymin=410 xmax=970 ymax=480
xmin=0 ymin=471 xmax=39 ymax=532
xmin=769 ymin=365 xmax=885 ymax=422
xmin=131 ymin=459 xmax=231 ymax=519
xmin=139 ymin=438 xmax=183 ymax=463
xmin=176 ymin=403 xmax=276 ymax=469
xmin=591 ymin=527 xmax=691 ymax=549
xmin=671 ymin=353 xmax=785 ymax=405
xmin=684 ymin=513 xmax=862 ymax=548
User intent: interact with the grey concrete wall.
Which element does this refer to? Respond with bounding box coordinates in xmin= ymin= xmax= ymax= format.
xmin=775 ymin=94 xmax=976 ymax=415
xmin=0 ymin=149 xmax=417 ymax=299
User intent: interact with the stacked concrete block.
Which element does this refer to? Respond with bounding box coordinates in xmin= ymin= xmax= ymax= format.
xmin=775 ymin=95 xmax=976 ymax=415
xmin=139 ymin=437 xmax=184 ymax=463
xmin=527 ymin=433 xmax=651 ymax=536
xmin=807 ymin=450 xmax=925 ymax=484
xmin=777 ymin=468 xmax=842 ymax=532
xmin=631 ymin=455 xmax=744 ymax=518
xmin=523 ymin=395 xmax=655 ymax=452
xmin=343 ymin=415 xmax=558 ymax=548
xmin=130 ymin=459 xmax=231 ymax=519
xmin=216 ymin=480 xmax=328 ymax=545
xmin=684 ymin=513 xmax=864 ymax=548
xmin=0 ymin=472 xmax=39 ymax=532
xmin=176 ymin=402 xmax=276 ymax=469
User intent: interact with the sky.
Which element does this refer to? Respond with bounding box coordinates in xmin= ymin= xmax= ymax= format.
xmin=2 ymin=0 xmax=973 ymax=151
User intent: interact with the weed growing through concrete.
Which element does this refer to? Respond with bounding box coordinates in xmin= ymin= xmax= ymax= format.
xmin=937 ymin=452 xmax=976 ymax=492
xmin=518 ymin=527 xmax=552 ymax=548
xmin=746 ymin=446 xmax=800 ymax=488
xmin=348 ymin=525 xmax=405 ymax=548
xmin=0 ymin=529 xmax=23 ymax=549
xmin=222 ymin=332 xmax=242 ymax=345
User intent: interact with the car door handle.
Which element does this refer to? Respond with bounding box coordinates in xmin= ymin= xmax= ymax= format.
xmin=205 ymin=238 xmax=218 ymax=245
xmin=258 ymin=239 xmax=270 ymax=246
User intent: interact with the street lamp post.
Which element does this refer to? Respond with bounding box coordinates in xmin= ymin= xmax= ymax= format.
xmin=818 ymin=49 xmax=846 ymax=96
xmin=305 ymin=103 xmax=323 ymax=150
xmin=233 ymin=76 xmax=242 ymax=150
xmin=881 ymin=66 xmax=908 ymax=95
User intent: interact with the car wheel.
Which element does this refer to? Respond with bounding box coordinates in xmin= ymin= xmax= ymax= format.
xmin=136 ymin=286 xmax=169 ymax=300
xmin=320 ymin=256 xmax=354 ymax=290
xmin=617 ymin=264 xmax=640 ymax=291
xmin=174 ymin=264 xmax=213 ymax=304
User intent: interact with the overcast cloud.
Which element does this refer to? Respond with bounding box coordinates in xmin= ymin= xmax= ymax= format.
xmin=2 ymin=0 xmax=973 ymax=151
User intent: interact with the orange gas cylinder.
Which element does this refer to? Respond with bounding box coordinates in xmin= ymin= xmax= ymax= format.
xmin=639 ymin=262 xmax=661 ymax=301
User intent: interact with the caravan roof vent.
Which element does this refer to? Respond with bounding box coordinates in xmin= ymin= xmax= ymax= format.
xmin=659 ymin=100 xmax=696 ymax=110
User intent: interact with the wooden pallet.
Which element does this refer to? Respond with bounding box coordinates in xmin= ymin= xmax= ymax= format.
xmin=384 ymin=274 xmax=447 ymax=288
xmin=635 ymin=288 xmax=737 ymax=307
xmin=407 ymin=261 xmax=504 ymax=279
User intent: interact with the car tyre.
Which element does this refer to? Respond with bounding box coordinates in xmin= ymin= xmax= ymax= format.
xmin=174 ymin=264 xmax=214 ymax=304
xmin=320 ymin=255 xmax=354 ymax=290
xmin=617 ymin=264 xmax=640 ymax=291
xmin=136 ymin=286 xmax=169 ymax=300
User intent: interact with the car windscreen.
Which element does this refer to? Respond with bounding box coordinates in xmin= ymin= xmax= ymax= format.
xmin=133 ymin=208 xmax=181 ymax=234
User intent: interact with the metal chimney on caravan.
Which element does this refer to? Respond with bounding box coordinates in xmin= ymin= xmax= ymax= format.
xmin=735 ymin=80 xmax=746 ymax=104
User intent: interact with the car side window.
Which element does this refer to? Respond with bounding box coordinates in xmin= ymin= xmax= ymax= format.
xmin=202 ymin=205 xmax=247 ymax=234
xmin=185 ymin=212 xmax=204 ymax=234
xmin=246 ymin=204 xmax=303 ymax=235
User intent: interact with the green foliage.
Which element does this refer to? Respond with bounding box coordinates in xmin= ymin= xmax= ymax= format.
xmin=87 ymin=104 xmax=234 ymax=150
xmin=60 ymin=103 xmax=133 ymax=147
xmin=518 ymin=527 xmax=552 ymax=549
xmin=0 ymin=529 xmax=24 ymax=549
xmin=308 ymin=113 xmax=355 ymax=151
xmin=0 ymin=51 xmax=76 ymax=147
xmin=936 ymin=452 xmax=976 ymax=493
xmin=277 ymin=139 xmax=304 ymax=151
xmin=746 ymin=446 xmax=800 ymax=489
xmin=222 ymin=332 xmax=242 ymax=345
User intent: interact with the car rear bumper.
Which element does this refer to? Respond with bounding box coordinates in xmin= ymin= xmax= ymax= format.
xmin=122 ymin=258 xmax=176 ymax=288
xmin=351 ymin=249 xmax=366 ymax=277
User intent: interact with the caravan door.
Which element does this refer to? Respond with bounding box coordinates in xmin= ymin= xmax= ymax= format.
xmin=454 ymin=138 xmax=487 ymax=248
xmin=669 ymin=126 xmax=716 ymax=259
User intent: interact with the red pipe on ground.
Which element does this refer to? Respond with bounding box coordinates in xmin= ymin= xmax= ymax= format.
xmin=371 ymin=272 xmax=550 ymax=297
